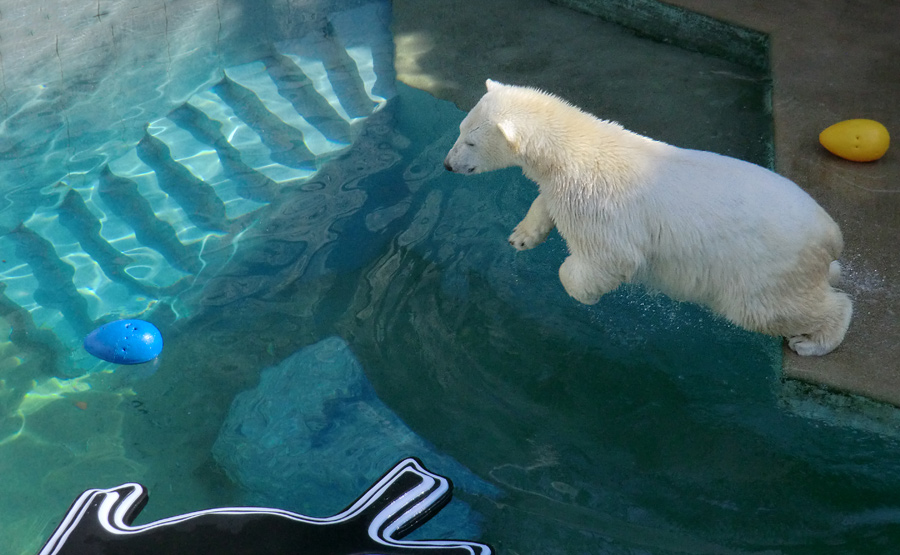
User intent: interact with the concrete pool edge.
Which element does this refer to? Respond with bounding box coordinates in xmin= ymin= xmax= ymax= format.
xmin=554 ymin=0 xmax=900 ymax=407
xmin=549 ymin=0 xmax=769 ymax=73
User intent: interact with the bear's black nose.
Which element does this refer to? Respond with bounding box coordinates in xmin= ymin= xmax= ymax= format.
xmin=443 ymin=160 xmax=453 ymax=171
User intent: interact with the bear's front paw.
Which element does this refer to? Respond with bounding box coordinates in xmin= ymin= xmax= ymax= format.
xmin=508 ymin=224 xmax=549 ymax=251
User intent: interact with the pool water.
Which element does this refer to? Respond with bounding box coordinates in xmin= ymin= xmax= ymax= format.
xmin=3 ymin=1 xmax=900 ymax=554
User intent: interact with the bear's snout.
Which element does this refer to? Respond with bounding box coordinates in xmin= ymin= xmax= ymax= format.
xmin=443 ymin=156 xmax=476 ymax=174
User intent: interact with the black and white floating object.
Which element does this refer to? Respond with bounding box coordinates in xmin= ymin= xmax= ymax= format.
xmin=37 ymin=457 xmax=492 ymax=555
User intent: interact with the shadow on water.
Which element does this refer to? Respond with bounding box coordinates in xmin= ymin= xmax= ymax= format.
xmin=321 ymin=88 xmax=900 ymax=554
xmin=132 ymin=83 xmax=900 ymax=553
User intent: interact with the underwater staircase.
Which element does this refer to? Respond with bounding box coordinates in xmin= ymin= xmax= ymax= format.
xmin=0 ymin=33 xmax=395 ymax=372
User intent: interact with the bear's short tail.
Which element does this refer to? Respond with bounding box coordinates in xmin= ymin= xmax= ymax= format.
xmin=828 ymin=260 xmax=843 ymax=287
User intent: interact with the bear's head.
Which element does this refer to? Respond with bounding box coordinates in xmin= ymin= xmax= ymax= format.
xmin=443 ymin=80 xmax=522 ymax=175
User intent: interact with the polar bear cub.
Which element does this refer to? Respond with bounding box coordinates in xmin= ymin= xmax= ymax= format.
xmin=444 ymin=79 xmax=852 ymax=356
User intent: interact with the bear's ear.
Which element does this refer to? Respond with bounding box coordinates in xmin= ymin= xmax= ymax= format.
xmin=497 ymin=120 xmax=519 ymax=152
xmin=485 ymin=79 xmax=504 ymax=91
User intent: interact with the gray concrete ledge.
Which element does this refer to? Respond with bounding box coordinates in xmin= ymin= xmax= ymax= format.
xmin=550 ymin=0 xmax=769 ymax=72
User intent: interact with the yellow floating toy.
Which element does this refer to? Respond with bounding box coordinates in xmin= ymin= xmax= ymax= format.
xmin=819 ymin=119 xmax=890 ymax=162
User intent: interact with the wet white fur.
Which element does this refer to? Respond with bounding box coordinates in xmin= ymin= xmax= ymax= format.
xmin=444 ymin=80 xmax=852 ymax=356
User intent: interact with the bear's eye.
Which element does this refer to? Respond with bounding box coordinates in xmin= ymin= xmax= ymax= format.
xmin=465 ymin=141 xmax=475 ymax=147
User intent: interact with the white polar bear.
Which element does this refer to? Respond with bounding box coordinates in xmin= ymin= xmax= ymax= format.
xmin=444 ymin=79 xmax=852 ymax=356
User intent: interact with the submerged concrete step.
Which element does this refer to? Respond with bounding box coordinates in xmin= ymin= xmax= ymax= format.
xmin=186 ymin=89 xmax=318 ymax=184
xmin=1 ymin=25 xmax=395 ymax=367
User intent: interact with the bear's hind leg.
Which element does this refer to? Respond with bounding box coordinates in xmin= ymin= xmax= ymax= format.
xmin=559 ymin=255 xmax=622 ymax=305
xmin=787 ymin=288 xmax=853 ymax=356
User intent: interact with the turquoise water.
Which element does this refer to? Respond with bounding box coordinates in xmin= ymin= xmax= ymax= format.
xmin=3 ymin=1 xmax=900 ymax=554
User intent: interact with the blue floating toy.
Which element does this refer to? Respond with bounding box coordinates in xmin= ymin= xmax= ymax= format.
xmin=84 ymin=319 xmax=163 ymax=364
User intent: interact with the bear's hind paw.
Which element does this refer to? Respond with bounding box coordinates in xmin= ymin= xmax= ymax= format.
xmin=788 ymin=334 xmax=837 ymax=356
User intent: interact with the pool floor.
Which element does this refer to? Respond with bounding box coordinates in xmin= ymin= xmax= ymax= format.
xmin=3 ymin=1 xmax=900 ymax=554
